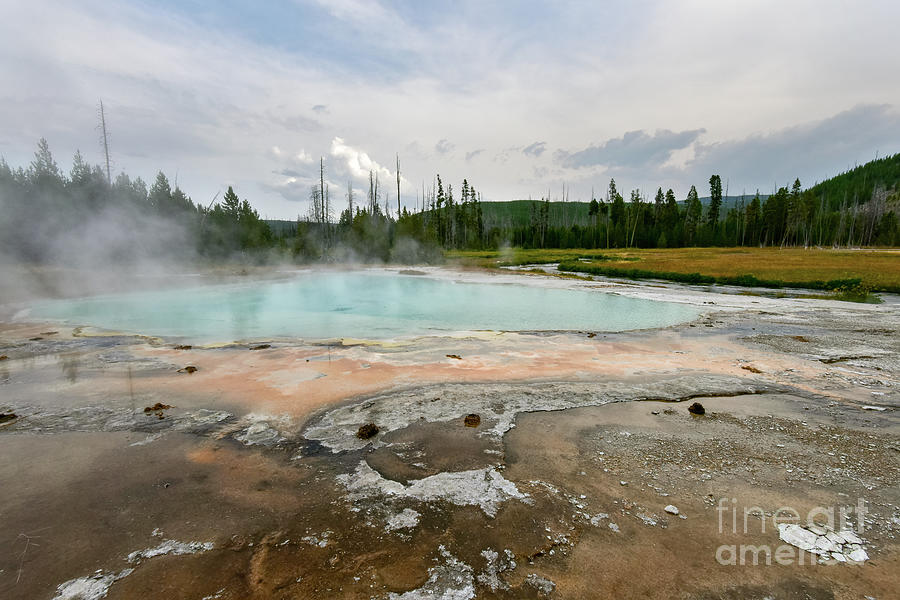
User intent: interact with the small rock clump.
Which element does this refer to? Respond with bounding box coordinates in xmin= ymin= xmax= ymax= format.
xmin=178 ymin=366 xmax=198 ymax=374
xmin=524 ymin=573 xmax=556 ymax=596
xmin=688 ymin=402 xmax=705 ymax=415
xmin=664 ymin=505 xmax=679 ymax=515
xmin=464 ymin=414 xmax=481 ymax=428
xmin=144 ymin=403 xmax=173 ymax=420
xmin=356 ymin=423 xmax=379 ymax=439
xmin=0 ymin=412 xmax=17 ymax=424
xmin=778 ymin=523 xmax=868 ymax=563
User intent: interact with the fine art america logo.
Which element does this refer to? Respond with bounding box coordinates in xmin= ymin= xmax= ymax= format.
xmin=714 ymin=497 xmax=869 ymax=566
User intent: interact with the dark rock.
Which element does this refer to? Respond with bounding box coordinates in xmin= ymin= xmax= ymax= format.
xmin=178 ymin=366 xmax=198 ymax=374
xmin=463 ymin=414 xmax=481 ymax=428
xmin=446 ymin=354 xmax=462 ymax=360
xmin=688 ymin=402 xmax=706 ymax=415
xmin=144 ymin=402 xmax=172 ymax=419
xmin=356 ymin=423 xmax=379 ymax=439
xmin=0 ymin=413 xmax=17 ymax=424
xmin=250 ymin=344 xmax=271 ymax=350
xmin=173 ymin=345 xmax=192 ymax=350
xmin=0 ymin=355 xmax=7 ymax=361
xmin=741 ymin=365 xmax=763 ymax=374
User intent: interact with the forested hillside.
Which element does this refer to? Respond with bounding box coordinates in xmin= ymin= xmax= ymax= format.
xmin=808 ymin=153 xmax=900 ymax=211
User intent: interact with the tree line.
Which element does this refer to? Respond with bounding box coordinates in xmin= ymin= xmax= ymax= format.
xmin=1 ymin=139 xmax=897 ymax=268
xmin=497 ymin=166 xmax=898 ymax=250
xmin=0 ymin=138 xmax=273 ymax=264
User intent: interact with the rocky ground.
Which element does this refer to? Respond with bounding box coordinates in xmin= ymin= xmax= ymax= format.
xmin=0 ymin=269 xmax=898 ymax=599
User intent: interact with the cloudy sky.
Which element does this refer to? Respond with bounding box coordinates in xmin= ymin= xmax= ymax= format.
xmin=2 ymin=0 xmax=899 ymax=218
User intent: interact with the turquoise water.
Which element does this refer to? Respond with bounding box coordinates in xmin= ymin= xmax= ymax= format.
xmin=30 ymin=272 xmax=699 ymax=341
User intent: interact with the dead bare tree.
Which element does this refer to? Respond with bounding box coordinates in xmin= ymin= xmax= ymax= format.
xmin=864 ymin=186 xmax=887 ymax=245
xmin=628 ymin=189 xmax=642 ymax=248
xmin=846 ymin=194 xmax=858 ymax=247
xmin=199 ymin=190 xmax=221 ymax=231
xmin=347 ymin=180 xmax=354 ymax=218
xmin=319 ymin=157 xmax=327 ymax=224
xmin=834 ymin=195 xmax=847 ymax=248
xmin=98 ymin=98 xmax=112 ymax=185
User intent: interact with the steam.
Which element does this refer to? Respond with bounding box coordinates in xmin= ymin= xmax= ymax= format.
xmin=0 ymin=200 xmax=197 ymax=306
xmin=0 ymin=142 xmax=203 ymax=305
xmin=0 ymin=139 xmax=445 ymax=310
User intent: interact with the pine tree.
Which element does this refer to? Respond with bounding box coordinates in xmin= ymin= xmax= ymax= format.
xmin=610 ymin=186 xmax=625 ymax=227
xmin=70 ymin=150 xmax=91 ymax=185
xmin=222 ymin=185 xmax=240 ymax=219
xmin=685 ymin=185 xmax=702 ymax=244
xmin=654 ymin=187 xmax=664 ymax=222
xmin=664 ymin=188 xmax=678 ymax=227
xmin=150 ymin=172 xmax=174 ymax=213
xmin=30 ymin=138 xmax=63 ymax=188
xmin=435 ymin=175 xmax=445 ymax=244
xmin=708 ymin=174 xmax=723 ymax=226
xmin=745 ymin=192 xmax=761 ymax=246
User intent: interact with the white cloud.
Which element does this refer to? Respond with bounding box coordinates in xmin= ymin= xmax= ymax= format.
xmin=330 ymin=137 xmax=394 ymax=181
xmin=1 ymin=0 xmax=898 ymax=214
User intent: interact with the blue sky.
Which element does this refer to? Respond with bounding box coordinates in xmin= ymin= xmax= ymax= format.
xmin=1 ymin=0 xmax=899 ymax=218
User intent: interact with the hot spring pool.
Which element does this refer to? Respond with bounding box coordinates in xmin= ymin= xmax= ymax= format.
xmin=30 ymin=271 xmax=700 ymax=341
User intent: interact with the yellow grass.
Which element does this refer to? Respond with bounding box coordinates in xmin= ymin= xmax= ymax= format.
xmin=447 ymin=247 xmax=900 ymax=290
xmin=448 ymin=248 xmax=612 ymax=268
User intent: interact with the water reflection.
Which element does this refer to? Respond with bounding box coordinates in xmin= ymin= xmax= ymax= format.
xmin=225 ymin=285 xmax=268 ymax=341
xmin=59 ymin=352 xmax=80 ymax=383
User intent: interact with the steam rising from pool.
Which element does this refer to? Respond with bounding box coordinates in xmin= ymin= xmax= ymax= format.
xmin=30 ymin=271 xmax=699 ymax=342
